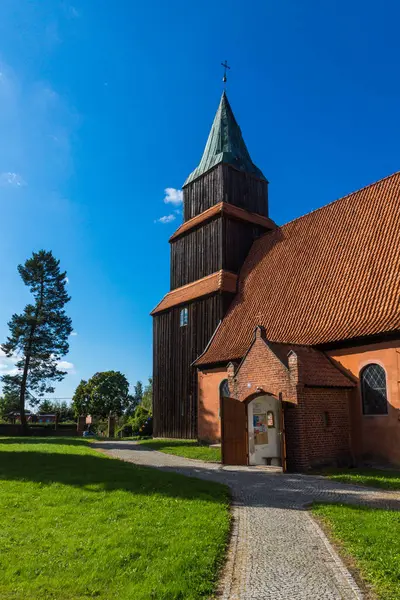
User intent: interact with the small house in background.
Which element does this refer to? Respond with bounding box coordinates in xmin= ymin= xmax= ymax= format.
xmin=152 ymin=91 xmax=400 ymax=471
xmin=5 ymin=411 xmax=58 ymax=424
xmin=6 ymin=410 xmax=34 ymax=424
xmin=36 ymin=414 xmax=57 ymax=424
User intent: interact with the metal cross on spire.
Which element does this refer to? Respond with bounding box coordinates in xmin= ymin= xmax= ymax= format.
xmin=221 ymin=60 xmax=230 ymax=86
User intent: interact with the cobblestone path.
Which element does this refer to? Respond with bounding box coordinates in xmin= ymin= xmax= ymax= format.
xmin=93 ymin=441 xmax=400 ymax=599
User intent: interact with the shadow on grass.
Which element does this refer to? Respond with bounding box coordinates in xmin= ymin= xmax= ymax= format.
xmin=0 ymin=440 xmax=228 ymax=504
xmin=90 ymin=441 xmax=400 ymax=511
xmin=2 ymin=438 xmax=399 ymax=511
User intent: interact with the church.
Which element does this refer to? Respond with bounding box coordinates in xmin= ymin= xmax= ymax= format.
xmin=151 ymin=91 xmax=400 ymax=471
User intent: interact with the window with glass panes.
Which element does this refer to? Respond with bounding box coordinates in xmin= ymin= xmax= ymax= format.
xmin=361 ymin=364 xmax=388 ymax=415
xmin=179 ymin=307 xmax=188 ymax=327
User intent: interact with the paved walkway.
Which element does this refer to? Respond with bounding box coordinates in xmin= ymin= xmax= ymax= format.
xmin=93 ymin=441 xmax=400 ymax=600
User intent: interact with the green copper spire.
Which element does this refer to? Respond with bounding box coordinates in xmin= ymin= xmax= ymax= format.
xmin=184 ymin=91 xmax=266 ymax=186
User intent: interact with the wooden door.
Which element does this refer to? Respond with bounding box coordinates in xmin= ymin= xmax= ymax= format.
xmin=221 ymin=396 xmax=248 ymax=465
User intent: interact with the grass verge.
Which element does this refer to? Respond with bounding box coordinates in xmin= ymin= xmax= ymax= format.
xmin=313 ymin=467 xmax=400 ymax=491
xmin=312 ymin=503 xmax=400 ymax=600
xmin=137 ymin=438 xmax=221 ymax=462
xmin=0 ymin=437 xmax=230 ymax=600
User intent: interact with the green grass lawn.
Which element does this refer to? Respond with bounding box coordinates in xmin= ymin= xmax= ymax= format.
xmin=313 ymin=503 xmax=400 ymax=600
xmin=314 ymin=467 xmax=400 ymax=491
xmin=137 ymin=439 xmax=221 ymax=462
xmin=0 ymin=437 xmax=230 ymax=600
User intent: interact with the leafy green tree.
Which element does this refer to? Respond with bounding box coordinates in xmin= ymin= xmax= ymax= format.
xmin=72 ymin=380 xmax=90 ymax=417
xmin=53 ymin=400 xmax=74 ymax=421
xmin=141 ymin=377 xmax=152 ymax=412
xmin=129 ymin=406 xmax=152 ymax=436
xmin=134 ymin=381 xmax=143 ymax=404
xmin=72 ymin=372 xmax=129 ymax=418
xmin=125 ymin=381 xmax=143 ymax=417
xmin=0 ymin=391 xmax=20 ymax=420
xmin=1 ymin=251 xmax=72 ymax=430
xmin=38 ymin=399 xmax=54 ymax=414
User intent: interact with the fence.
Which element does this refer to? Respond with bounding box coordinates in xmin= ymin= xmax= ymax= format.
xmin=0 ymin=423 xmax=78 ymax=437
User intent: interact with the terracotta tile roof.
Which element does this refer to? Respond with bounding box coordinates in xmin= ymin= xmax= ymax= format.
xmin=197 ymin=172 xmax=400 ymax=365
xmin=268 ymin=343 xmax=355 ymax=387
xmin=151 ymin=270 xmax=238 ymax=315
xmin=169 ymin=202 xmax=275 ymax=242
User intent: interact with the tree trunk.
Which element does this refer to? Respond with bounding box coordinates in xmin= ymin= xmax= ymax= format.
xmin=19 ymin=357 xmax=30 ymax=435
xmin=19 ymin=273 xmax=44 ymax=435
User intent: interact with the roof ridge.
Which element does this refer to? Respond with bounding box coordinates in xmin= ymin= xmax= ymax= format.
xmin=279 ymin=170 xmax=400 ymax=230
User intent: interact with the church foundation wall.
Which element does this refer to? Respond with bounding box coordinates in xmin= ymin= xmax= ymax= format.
xmin=328 ymin=341 xmax=400 ymax=466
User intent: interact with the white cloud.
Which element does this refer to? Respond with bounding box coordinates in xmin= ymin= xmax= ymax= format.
xmin=0 ymin=348 xmax=19 ymax=376
xmin=70 ymin=331 xmax=78 ymax=336
xmin=0 ymin=172 xmax=26 ymax=187
xmin=65 ymin=276 xmax=70 ymax=284
xmin=58 ymin=360 xmax=74 ymax=370
xmin=163 ymin=188 xmax=183 ymax=205
xmin=0 ymin=349 xmax=74 ymax=380
xmin=155 ymin=214 xmax=176 ymax=224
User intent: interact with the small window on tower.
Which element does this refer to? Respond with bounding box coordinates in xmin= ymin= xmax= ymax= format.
xmin=180 ymin=307 xmax=188 ymax=327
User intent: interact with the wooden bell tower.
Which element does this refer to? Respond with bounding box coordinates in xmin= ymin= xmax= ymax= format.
xmin=152 ymin=91 xmax=275 ymax=438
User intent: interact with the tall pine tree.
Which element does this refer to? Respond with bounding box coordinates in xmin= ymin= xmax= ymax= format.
xmin=1 ymin=250 xmax=72 ymax=430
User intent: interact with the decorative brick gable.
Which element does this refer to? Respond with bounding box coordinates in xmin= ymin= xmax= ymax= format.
xmin=220 ymin=326 xmax=354 ymax=470
xmin=228 ymin=326 xmax=298 ymax=403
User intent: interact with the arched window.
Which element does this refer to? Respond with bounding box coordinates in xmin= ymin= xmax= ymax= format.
xmin=361 ymin=364 xmax=388 ymax=415
xmin=220 ymin=379 xmax=230 ymax=398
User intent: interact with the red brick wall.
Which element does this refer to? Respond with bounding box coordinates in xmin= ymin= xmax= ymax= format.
xmin=303 ymin=388 xmax=352 ymax=468
xmin=283 ymin=388 xmax=352 ymax=471
xmin=283 ymin=401 xmax=308 ymax=471
xmin=230 ymin=334 xmax=298 ymax=403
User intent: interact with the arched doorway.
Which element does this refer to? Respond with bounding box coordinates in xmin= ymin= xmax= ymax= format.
xmin=247 ymin=395 xmax=282 ymax=466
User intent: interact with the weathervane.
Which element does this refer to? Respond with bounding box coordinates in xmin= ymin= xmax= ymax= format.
xmin=221 ymin=60 xmax=230 ymax=86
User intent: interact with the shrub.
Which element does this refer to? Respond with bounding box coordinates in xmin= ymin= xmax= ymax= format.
xmin=129 ymin=406 xmax=153 ymax=436
xmin=139 ymin=415 xmax=153 ymax=436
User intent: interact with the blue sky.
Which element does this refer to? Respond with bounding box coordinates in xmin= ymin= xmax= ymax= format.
xmin=1 ymin=0 xmax=400 ymax=400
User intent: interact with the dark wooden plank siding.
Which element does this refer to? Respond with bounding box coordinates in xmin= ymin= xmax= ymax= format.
xmin=170 ymin=218 xmax=222 ymax=289
xmin=154 ymin=161 xmax=270 ymax=439
xmin=183 ymin=166 xmax=224 ymax=220
xmin=222 ymin=219 xmax=266 ymax=274
xmin=170 ymin=216 xmax=267 ymax=289
xmin=183 ymin=164 xmax=269 ymax=220
xmin=222 ymin=165 xmax=269 ymax=216
xmin=153 ymin=294 xmax=227 ymax=438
